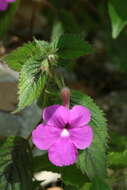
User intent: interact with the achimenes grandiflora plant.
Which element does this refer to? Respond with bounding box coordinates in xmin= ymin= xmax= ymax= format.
xmin=1 ymin=34 xmax=111 ymax=190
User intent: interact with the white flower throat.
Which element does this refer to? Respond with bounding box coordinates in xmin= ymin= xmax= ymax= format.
xmin=61 ymin=128 xmax=70 ymax=137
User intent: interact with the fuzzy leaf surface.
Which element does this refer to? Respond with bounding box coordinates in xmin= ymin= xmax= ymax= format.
xmin=34 ymin=39 xmax=53 ymax=56
xmin=17 ymin=58 xmax=47 ymax=111
xmin=71 ymin=91 xmax=108 ymax=180
xmin=51 ymin=34 xmax=93 ymax=59
xmin=3 ymin=40 xmax=51 ymax=72
xmin=3 ymin=42 xmax=40 ymax=72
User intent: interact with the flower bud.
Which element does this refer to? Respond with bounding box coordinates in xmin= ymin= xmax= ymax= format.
xmin=60 ymin=87 xmax=70 ymax=108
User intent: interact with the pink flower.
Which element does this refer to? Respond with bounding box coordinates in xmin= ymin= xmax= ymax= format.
xmin=32 ymin=105 xmax=93 ymax=166
xmin=0 ymin=0 xmax=16 ymax=11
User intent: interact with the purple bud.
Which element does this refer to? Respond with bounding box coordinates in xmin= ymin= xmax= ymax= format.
xmin=60 ymin=87 xmax=70 ymax=108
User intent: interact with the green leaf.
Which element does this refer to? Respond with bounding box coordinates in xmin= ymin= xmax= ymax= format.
xmin=0 ymin=138 xmax=13 ymax=189
xmin=12 ymin=137 xmax=33 ymax=190
xmin=0 ymin=136 xmax=33 ymax=190
xmin=16 ymin=57 xmax=47 ymax=112
xmin=33 ymin=153 xmax=59 ymax=173
xmin=34 ymin=39 xmax=53 ymax=56
xmin=33 ymin=154 xmax=87 ymax=188
xmin=3 ymin=42 xmax=38 ymax=71
xmin=108 ymin=0 xmax=127 ymax=38
xmin=0 ymin=0 xmax=20 ymax=37
xmin=3 ymin=39 xmax=54 ymax=72
xmin=51 ymin=21 xmax=64 ymax=41
xmin=70 ymin=90 xmax=108 ymax=180
xmin=51 ymin=34 xmax=93 ymax=59
xmin=108 ymin=150 xmax=127 ymax=168
xmin=64 ymin=184 xmax=78 ymax=190
xmin=79 ymin=183 xmax=92 ymax=190
xmin=61 ymin=165 xmax=87 ymax=188
xmin=90 ymin=178 xmax=112 ymax=190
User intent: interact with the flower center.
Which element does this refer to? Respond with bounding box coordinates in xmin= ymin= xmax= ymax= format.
xmin=61 ymin=128 xmax=70 ymax=137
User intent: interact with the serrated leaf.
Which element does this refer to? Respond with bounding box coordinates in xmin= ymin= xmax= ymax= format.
xmin=3 ymin=39 xmax=54 ymax=72
xmin=51 ymin=34 xmax=93 ymax=59
xmin=70 ymin=90 xmax=108 ymax=180
xmin=16 ymin=58 xmax=47 ymax=112
xmin=108 ymin=0 xmax=127 ymax=38
xmin=0 ymin=136 xmax=33 ymax=190
xmin=3 ymin=42 xmax=39 ymax=71
xmin=0 ymin=0 xmax=20 ymax=37
xmin=34 ymin=39 xmax=53 ymax=55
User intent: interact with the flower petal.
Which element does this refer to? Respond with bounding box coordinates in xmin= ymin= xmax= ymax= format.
xmin=32 ymin=124 xmax=61 ymax=150
xmin=0 ymin=0 xmax=8 ymax=11
xmin=48 ymin=138 xmax=78 ymax=166
xmin=69 ymin=105 xmax=91 ymax=128
xmin=43 ymin=105 xmax=69 ymax=128
xmin=69 ymin=125 xmax=93 ymax=149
